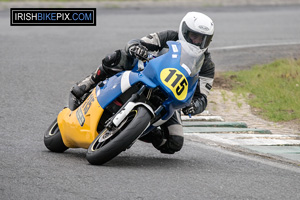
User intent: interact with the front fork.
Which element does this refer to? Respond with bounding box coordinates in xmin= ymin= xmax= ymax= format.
xmin=104 ymin=85 xmax=156 ymax=129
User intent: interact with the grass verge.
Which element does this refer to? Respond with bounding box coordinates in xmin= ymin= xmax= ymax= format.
xmin=219 ymin=58 xmax=300 ymax=122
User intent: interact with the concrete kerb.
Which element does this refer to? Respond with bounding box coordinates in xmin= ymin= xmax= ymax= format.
xmin=184 ymin=127 xmax=273 ymax=134
xmin=183 ymin=121 xmax=248 ymax=128
xmin=186 ymin=134 xmax=300 ymax=166
xmin=182 ymin=114 xmax=272 ymax=134
xmin=182 ymin=114 xmax=300 ymax=165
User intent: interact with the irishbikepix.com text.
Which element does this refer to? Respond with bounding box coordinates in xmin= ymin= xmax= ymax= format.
xmin=10 ymin=8 xmax=96 ymax=26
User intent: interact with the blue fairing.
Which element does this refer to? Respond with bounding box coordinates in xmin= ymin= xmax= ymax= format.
xmin=96 ymin=41 xmax=200 ymax=121
xmin=96 ymin=71 xmax=156 ymax=108
xmin=141 ymin=41 xmax=199 ymax=119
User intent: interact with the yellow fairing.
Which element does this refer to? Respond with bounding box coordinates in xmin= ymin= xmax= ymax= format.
xmin=57 ymin=89 xmax=104 ymax=149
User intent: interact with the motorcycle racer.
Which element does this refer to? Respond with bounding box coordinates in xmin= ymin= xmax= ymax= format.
xmin=71 ymin=12 xmax=215 ymax=154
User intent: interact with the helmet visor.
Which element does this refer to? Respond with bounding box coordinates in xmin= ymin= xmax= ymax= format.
xmin=182 ymin=22 xmax=213 ymax=49
xmin=188 ymin=31 xmax=204 ymax=46
xmin=200 ymin=34 xmax=213 ymax=49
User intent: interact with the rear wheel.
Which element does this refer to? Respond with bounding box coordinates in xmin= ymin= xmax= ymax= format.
xmin=44 ymin=119 xmax=68 ymax=153
xmin=86 ymin=106 xmax=151 ymax=165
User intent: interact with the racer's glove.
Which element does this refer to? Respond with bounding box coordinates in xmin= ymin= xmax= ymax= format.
xmin=128 ymin=44 xmax=148 ymax=61
xmin=182 ymin=101 xmax=197 ymax=116
xmin=182 ymin=97 xmax=207 ymax=116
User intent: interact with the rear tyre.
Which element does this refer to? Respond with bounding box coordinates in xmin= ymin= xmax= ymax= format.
xmin=44 ymin=119 xmax=68 ymax=153
xmin=86 ymin=106 xmax=151 ymax=165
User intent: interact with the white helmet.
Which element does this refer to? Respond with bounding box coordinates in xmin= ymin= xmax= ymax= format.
xmin=179 ymin=12 xmax=214 ymax=49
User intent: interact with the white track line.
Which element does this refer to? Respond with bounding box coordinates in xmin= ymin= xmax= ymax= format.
xmin=211 ymin=42 xmax=300 ymax=51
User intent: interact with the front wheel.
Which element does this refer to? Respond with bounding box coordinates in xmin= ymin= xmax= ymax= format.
xmin=44 ymin=119 xmax=68 ymax=153
xmin=86 ymin=106 xmax=151 ymax=165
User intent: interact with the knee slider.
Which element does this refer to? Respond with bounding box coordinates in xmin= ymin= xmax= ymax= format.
xmin=167 ymin=135 xmax=184 ymax=152
xmin=159 ymin=135 xmax=184 ymax=154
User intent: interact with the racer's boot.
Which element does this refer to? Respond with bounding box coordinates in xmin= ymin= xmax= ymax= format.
xmin=140 ymin=128 xmax=180 ymax=154
xmin=71 ymin=66 xmax=107 ymax=99
xmin=139 ymin=128 xmax=167 ymax=148
xmin=151 ymin=128 xmax=167 ymax=149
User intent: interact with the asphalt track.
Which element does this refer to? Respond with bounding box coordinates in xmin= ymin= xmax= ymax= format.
xmin=1 ymin=4 xmax=300 ymax=200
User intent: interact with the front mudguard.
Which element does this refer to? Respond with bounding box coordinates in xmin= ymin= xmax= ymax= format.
xmin=112 ymin=102 xmax=155 ymax=127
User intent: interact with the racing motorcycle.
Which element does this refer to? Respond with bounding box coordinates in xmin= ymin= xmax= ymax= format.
xmin=44 ymin=41 xmax=205 ymax=165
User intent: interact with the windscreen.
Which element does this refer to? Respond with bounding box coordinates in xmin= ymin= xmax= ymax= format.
xmin=178 ymin=40 xmax=205 ymax=77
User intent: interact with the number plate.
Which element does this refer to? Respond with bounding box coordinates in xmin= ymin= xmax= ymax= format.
xmin=160 ymin=68 xmax=188 ymax=100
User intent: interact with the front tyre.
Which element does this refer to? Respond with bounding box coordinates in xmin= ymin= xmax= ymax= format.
xmin=44 ymin=119 xmax=68 ymax=153
xmin=86 ymin=106 xmax=151 ymax=165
